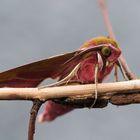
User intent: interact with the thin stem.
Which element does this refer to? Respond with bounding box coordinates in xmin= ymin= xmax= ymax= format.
xmin=98 ymin=0 xmax=116 ymax=39
xmin=119 ymin=57 xmax=137 ymax=80
xmin=28 ymin=101 xmax=43 ymax=140
xmin=98 ymin=0 xmax=137 ymax=80
xmin=0 ymin=80 xmax=139 ymax=100
xmin=114 ymin=64 xmax=118 ymax=82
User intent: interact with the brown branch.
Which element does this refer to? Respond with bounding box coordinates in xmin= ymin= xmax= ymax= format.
xmin=0 ymin=80 xmax=140 ymax=106
xmin=28 ymin=101 xmax=43 ymax=140
xmin=98 ymin=0 xmax=137 ymax=80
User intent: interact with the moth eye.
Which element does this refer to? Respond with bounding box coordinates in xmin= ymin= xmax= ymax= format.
xmin=101 ymin=46 xmax=111 ymax=57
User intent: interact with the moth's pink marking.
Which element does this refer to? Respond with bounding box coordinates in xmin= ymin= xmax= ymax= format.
xmin=38 ymin=101 xmax=73 ymax=122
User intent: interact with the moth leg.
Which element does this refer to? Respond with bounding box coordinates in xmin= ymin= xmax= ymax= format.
xmin=90 ymin=63 xmax=99 ymax=108
xmin=38 ymin=63 xmax=81 ymax=89
xmin=65 ymin=64 xmax=80 ymax=85
xmin=116 ymin=60 xmax=127 ymax=81
xmin=114 ymin=64 xmax=119 ymax=82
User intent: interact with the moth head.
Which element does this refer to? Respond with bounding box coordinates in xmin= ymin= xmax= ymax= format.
xmin=80 ymin=36 xmax=121 ymax=67
xmin=93 ymin=36 xmax=121 ymax=63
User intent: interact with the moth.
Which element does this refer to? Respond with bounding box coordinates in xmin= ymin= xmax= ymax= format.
xmin=0 ymin=36 xmax=123 ymax=122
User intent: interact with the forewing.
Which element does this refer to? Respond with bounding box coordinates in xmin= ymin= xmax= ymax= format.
xmin=0 ymin=52 xmax=76 ymax=87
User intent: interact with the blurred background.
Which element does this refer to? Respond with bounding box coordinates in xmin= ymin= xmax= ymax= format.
xmin=0 ymin=0 xmax=140 ymax=140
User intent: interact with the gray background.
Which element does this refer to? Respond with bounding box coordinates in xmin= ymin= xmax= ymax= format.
xmin=0 ymin=0 xmax=140 ymax=140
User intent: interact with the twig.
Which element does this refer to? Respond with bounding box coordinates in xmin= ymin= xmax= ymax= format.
xmin=0 ymin=80 xmax=140 ymax=106
xmin=98 ymin=0 xmax=137 ymax=80
xmin=28 ymin=101 xmax=43 ymax=140
xmin=98 ymin=0 xmax=115 ymax=39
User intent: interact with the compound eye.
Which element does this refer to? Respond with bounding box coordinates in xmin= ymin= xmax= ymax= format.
xmin=101 ymin=46 xmax=111 ymax=57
